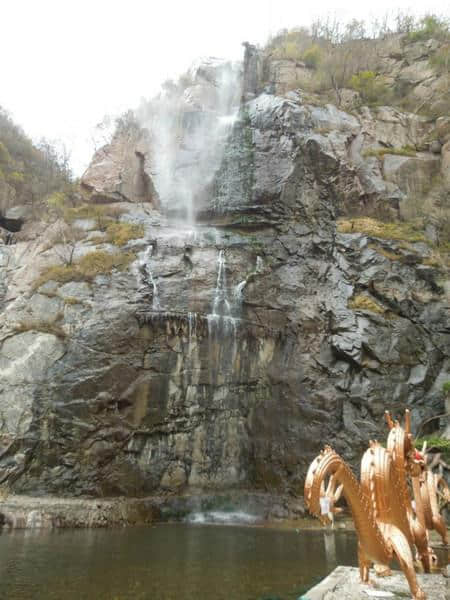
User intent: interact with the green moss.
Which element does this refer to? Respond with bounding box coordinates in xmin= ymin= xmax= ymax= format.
xmin=348 ymin=294 xmax=385 ymax=314
xmin=34 ymin=250 xmax=136 ymax=289
xmin=443 ymin=381 xmax=450 ymax=394
xmin=337 ymin=217 xmax=426 ymax=243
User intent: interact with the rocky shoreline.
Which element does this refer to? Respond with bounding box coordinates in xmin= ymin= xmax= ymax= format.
xmin=303 ymin=566 xmax=449 ymax=600
xmin=0 ymin=491 xmax=307 ymax=529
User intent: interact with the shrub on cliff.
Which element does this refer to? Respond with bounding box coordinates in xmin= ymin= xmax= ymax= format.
xmin=105 ymin=222 xmax=144 ymax=246
xmin=406 ymin=15 xmax=449 ymax=42
xmin=63 ymin=203 xmax=124 ymax=230
xmin=350 ymin=71 xmax=390 ymax=105
xmin=429 ymin=44 xmax=450 ymax=74
xmin=34 ymin=250 xmax=136 ymax=289
xmin=302 ymin=45 xmax=322 ymax=69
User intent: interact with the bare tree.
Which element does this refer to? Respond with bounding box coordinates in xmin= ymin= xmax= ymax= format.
xmin=51 ymin=222 xmax=84 ymax=266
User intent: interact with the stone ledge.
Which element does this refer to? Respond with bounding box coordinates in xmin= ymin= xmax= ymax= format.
xmin=300 ymin=565 xmax=448 ymax=600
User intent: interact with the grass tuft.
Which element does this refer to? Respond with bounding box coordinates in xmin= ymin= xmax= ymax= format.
xmin=105 ymin=222 xmax=144 ymax=246
xmin=12 ymin=320 xmax=67 ymax=339
xmin=363 ymin=145 xmax=416 ymax=158
xmin=369 ymin=244 xmax=403 ymax=261
xmin=337 ymin=217 xmax=426 ymax=243
xmin=348 ymin=294 xmax=385 ymax=314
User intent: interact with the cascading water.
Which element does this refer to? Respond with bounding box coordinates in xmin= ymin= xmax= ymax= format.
xmin=137 ymin=244 xmax=162 ymax=311
xmin=207 ymin=249 xmax=242 ymax=337
xmin=134 ymin=56 xmax=246 ymax=387
xmin=136 ymin=58 xmax=241 ymax=222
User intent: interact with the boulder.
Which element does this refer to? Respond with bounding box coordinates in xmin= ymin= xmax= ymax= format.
xmin=81 ymin=126 xmax=157 ymax=205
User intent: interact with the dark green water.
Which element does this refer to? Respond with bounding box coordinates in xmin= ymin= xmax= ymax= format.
xmin=0 ymin=524 xmax=358 ymax=599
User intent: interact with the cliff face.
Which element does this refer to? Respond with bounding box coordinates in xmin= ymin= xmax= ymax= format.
xmin=0 ymin=39 xmax=448 ymax=512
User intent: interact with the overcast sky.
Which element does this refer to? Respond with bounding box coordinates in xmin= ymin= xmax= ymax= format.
xmin=1 ymin=1 xmax=447 ymax=175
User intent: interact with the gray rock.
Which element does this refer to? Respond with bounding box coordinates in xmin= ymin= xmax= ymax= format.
xmin=81 ymin=125 xmax=157 ymax=205
xmin=304 ymin=566 xmax=447 ymax=600
xmin=0 ymin=85 xmax=447 ymax=507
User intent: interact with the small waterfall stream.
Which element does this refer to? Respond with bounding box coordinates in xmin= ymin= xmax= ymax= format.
xmin=137 ymin=244 xmax=162 ymax=311
xmin=207 ymin=249 xmax=241 ymax=337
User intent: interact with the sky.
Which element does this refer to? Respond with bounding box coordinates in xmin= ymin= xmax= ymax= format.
xmin=0 ymin=0 xmax=447 ymax=175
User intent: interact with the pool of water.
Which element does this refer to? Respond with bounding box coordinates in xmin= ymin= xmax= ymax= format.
xmin=0 ymin=524 xmax=359 ymax=599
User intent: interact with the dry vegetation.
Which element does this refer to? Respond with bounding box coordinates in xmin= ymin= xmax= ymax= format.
xmin=263 ymin=13 xmax=449 ymax=112
xmin=348 ymin=294 xmax=386 ymax=314
xmin=34 ymin=250 xmax=136 ymax=289
xmin=337 ymin=217 xmax=426 ymax=243
xmin=12 ymin=319 xmax=67 ymax=339
xmin=363 ymin=146 xmax=417 ymax=158
xmin=368 ymin=244 xmax=403 ymax=261
xmin=104 ymin=222 xmax=144 ymax=246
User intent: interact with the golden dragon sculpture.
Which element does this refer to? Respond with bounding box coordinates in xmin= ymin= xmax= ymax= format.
xmin=384 ymin=410 xmax=436 ymax=572
xmin=386 ymin=410 xmax=448 ymax=548
xmin=305 ymin=444 xmax=426 ymax=599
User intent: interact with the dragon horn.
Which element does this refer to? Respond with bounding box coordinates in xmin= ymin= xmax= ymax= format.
xmin=404 ymin=409 xmax=411 ymax=434
xmin=385 ymin=410 xmax=394 ymax=430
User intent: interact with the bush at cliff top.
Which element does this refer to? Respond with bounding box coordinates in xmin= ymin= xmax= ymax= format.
xmin=302 ymin=45 xmax=322 ymax=69
xmin=407 ymin=15 xmax=449 ymax=42
xmin=272 ymin=40 xmax=303 ymax=61
xmin=33 ymin=250 xmax=136 ymax=288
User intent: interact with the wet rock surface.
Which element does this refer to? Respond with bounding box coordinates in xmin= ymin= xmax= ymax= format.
xmin=0 ymin=55 xmax=448 ymax=515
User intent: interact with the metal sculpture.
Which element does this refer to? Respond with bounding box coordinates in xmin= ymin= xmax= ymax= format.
xmin=305 ymin=408 xmax=449 ymax=599
xmin=305 ymin=444 xmax=426 ymax=599
xmin=385 ymin=410 xmax=437 ymax=571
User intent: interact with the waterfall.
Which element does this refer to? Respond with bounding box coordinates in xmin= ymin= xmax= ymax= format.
xmin=212 ymin=250 xmax=231 ymax=317
xmin=207 ymin=249 xmax=241 ymax=337
xmin=136 ymin=58 xmax=241 ymax=222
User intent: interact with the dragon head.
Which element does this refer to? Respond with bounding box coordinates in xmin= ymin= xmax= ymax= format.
xmin=304 ymin=446 xmax=343 ymax=518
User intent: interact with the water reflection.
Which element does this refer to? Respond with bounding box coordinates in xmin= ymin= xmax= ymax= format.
xmin=0 ymin=525 xmax=358 ymax=599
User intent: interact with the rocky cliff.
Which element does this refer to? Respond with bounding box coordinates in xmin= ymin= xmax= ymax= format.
xmin=0 ymin=35 xmax=448 ymax=523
